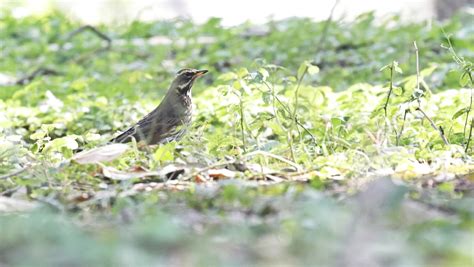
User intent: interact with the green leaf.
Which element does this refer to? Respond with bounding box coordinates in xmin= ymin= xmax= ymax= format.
xmin=438 ymin=181 xmax=455 ymax=193
xmin=420 ymin=65 xmax=437 ymax=77
xmin=218 ymin=72 xmax=237 ymax=81
xmin=30 ymin=130 xmax=46 ymax=140
xmin=306 ymin=63 xmax=320 ymax=75
xmin=258 ymin=68 xmax=269 ymax=80
xmin=41 ymin=124 xmax=55 ymax=133
xmin=153 ymin=142 xmax=176 ymax=162
xmin=380 ymin=64 xmax=390 ymax=72
xmin=393 ymin=61 xmax=403 ymax=74
xmin=262 ymin=91 xmax=271 ymax=104
xmin=459 ymin=72 xmax=470 ymax=87
xmin=297 ymin=61 xmax=308 ymax=80
xmin=232 ymin=80 xmax=242 ymax=90
xmin=380 ymin=61 xmax=402 ymax=74
xmin=237 ymin=68 xmax=249 ymax=78
xmin=452 ymin=107 xmax=470 ymax=120
xmin=393 ymin=86 xmax=404 ymax=96
xmin=404 ymin=76 xmax=417 ymax=91
xmin=239 ymin=79 xmax=252 ymax=95
xmin=45 ymin=136 xmax=78 ymax=151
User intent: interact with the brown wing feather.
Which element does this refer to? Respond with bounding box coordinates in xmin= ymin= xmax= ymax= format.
xmin=111 ymin=92 xmax=192 ymax=145
xmin=111 ymin=107 xmax=161 ymax=143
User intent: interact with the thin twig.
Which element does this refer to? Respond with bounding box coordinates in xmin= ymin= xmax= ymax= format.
xmin=334 ymin=42 xmax=371 ymax=52
xmin=443 ymin=30 xmax=473 ymax=150
xmin=383 ymin=62 xmax=395 ymax=117
xmin=263 ymin=81 xmax=286 ymax=130
xmin=15 ymin=67 xmax=61 ymax=85
xmin=295 ymin=117 xmax=317 ymax=144
xmin=0 ymin=166 xmax=29 ymax=180
xmin=263 ymin=81 xmax=317 ymax=145
xmin=239 ymin=97 xmax=247 ymax=152
xmin=463 ymin=72 xmax=473 ymax=147
xmin=413 ymin=41 xmax=448 ymax=145
xmin=414 ymin=41 xmax=422 ymax=104
xmin=244 ymin=150 xmax=301 ymax=171
xmin=287 ymin=65 xmax=309 ymax=163
xmin=396 ymin=109 xmax=409 ymax=146
xmin=186 ymin=160 xmax=236 ymax=181
xmin=417 ymin=107 xmax=449 ymax=145
xmin=465 ymin=118 xmax=473 ymax=153
xmin=1 ymin=186 xmax=22 ymax=196
xmin=314 ymin=0 xmax=340 ymax=56
xmin=15 ymin=25 xmax=112 ymax=85
xmin=64 ymin=25 xmax=112 ymax=49
xmin=61 ymin=25 xmax=112 ymax=64
xmin=185 ymin=150 xmax=302 ymax=180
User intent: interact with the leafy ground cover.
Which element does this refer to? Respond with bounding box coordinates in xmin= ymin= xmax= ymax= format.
xmin=0 ymin=9 xmax=473 ymax=266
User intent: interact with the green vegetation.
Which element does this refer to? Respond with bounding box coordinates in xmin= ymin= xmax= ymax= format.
xmin=0 ymin=9 xmax=473 ymax=266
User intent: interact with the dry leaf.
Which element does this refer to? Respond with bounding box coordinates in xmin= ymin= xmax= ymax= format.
xmin=246 ymin=163 xmax=276 ymax=175
xmin=194 ymin=174 xmax=207 ymax=183
xmin=72 ymin=144 xmax=130 ymax=164
xmin=265 ymin=174 xmax=285 ymax=182
xmin=101 ymin=166 xmax=160 ymax=180
xmin=208 ymin=168 xmax=236 ymax=179
xmin=157 ymin=164 xmax=187 ymax=179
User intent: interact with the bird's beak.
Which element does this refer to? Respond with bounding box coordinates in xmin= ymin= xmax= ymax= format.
xmin=194 ymin=69 xmax=208 ymax=78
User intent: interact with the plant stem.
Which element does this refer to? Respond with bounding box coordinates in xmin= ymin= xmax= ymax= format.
xmin=417 ymin=107 xmax=449 ymax=145
xmin=465 ymin=118 xmax=474 ymax=153
xmin=443 ymin=31 xmax=473 ymax=150
xmin=263 ymin=81 xmax=317 ymax=145
xmin=0 ymin=166 xmax=29 ymax=180
xmin=396 ymin=109 xmax=408 ymax=146
xmin=414 ymin=41 xmax=421 ymax=104
xmin=287 ymin=66 xmax=308 ymax=163
xmin=315 ymin=0 xmax=340 ymax=56
xmin=383 ymin=62 xmax=395 ymax=117
xmin=293 ymin=68 xmax=306 ymax=126
xmin=263 ymin=81 xmax=286 ymax=131
xmin=463 ymin=72 xmax=473 ymax=148
xmin=239 ymin=97 xmax=247 ymax=153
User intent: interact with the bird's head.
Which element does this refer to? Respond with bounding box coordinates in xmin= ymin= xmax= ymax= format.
xmin=171 ymin=68 xmax=208 ymax=94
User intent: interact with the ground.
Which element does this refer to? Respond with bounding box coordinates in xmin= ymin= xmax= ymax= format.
xmin=0 ymin=10 xmax=473 ymax=266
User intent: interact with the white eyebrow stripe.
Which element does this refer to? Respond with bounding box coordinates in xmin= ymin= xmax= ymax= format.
xmin=178 ymin=79 xmax=192 ymax=90
xmin=177 ymin=69 xmax=195 ymax=75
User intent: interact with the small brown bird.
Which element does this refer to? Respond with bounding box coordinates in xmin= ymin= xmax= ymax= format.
xmin=111 ymin=68 xmax=208 ymax=145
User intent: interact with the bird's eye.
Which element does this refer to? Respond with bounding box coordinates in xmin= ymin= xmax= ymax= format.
xmin=185 ymin=72 xmax=193 ymax=78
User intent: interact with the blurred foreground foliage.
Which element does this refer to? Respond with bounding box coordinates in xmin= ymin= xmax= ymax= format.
xmin=0 ymin=9 xmax=473 ymax=266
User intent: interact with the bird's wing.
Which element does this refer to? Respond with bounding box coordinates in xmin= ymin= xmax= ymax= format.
xmin=111 ymin=106 xmax=172 ymax=144
xmin=110 ymin=124 xmax=140 ymax=143
xmin=111 ymin=96 xmax=188 ymax=144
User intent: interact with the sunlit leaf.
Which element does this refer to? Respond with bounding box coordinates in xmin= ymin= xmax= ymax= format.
xmin=45 ymin=136 xmax=78 ymax=151
xmin=306 ymin=63 xmax=320 ymax=75
xmin=153 ymin=142 xmax=176 ymax=162
xmin=393 ymin=62 xmax=403 ymax=74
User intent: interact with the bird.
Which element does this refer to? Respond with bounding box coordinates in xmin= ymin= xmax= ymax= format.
xmin=111 ymin=68 xmax=208 ymax=145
